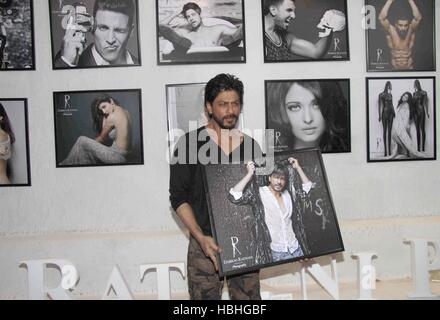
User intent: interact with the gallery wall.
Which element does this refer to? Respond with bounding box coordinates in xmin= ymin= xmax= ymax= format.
xmin=0 ymin=1 xmax=439 ymax=298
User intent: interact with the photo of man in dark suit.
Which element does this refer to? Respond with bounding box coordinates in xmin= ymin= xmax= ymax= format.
xmin=51 ymin=0 xmax=140 ymax=69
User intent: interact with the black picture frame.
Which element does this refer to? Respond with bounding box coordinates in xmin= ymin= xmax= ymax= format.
xmin=265 ymin=78 xmax=351 ymax=154
xmin=156 ymin=0 xmax=246 ymax=65
xmin=53 ymin=89 xmax=144 ymax=168
xmin=262 ymin=0 xmax=350 ymax=63
xmin=203 ymin=148 xmax=344 ymax=277
xmin=366 ymin=76 xmax=436 ymax=162
xmin=0 ymin=98 xmax=31 ymax=187
xmin=48 ymin=0 xmax=141 ymax=70
xmin=0 ymin=0 xmax=36 ymax=71
xmin=365 ymin=0 xmax=436 ymax=72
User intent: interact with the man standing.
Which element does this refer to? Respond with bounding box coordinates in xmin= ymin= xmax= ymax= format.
xmin=263 ymin=0 xmax=346 ymax=61
xmin=169 ymin=74 xmax=263 ymax=300
xmin=413 ymin=79 xmax=429 ymax=152
xmin=159 ymin=2 xmax=243 ymax=52
xmin=229 ymin=159 xmax=312 ymax=262
xmin=54 ymin=0 xmax=139 ymax=68
xmin=378 ymin=0 xmax=422 ymax=70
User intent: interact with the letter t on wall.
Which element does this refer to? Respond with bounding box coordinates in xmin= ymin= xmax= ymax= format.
xmin=140 ymin=263 xmax=186 ymax=300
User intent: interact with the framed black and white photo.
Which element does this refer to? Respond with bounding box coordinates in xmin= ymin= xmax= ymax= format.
xmin=365 ymin=0 xmax=435 ymax=72
xmin=0 ymin=0 xmax=35 ymax=71
xmin=262 ymin=0 xmax=349 ymax=63
xmin=48 ymin=0 xmax=141 ymax=70
xmin=0 ymin=99 xmax=31 ymax=187
xmin=156 ymin=0 xmax=246 ymax=65
xmin=203 ymin=148 xmax=344 ymax=276
xmin=166 ymin=82 xmax=244 ymax=156
xmin=367 ymin=77 xmax=436 ymax=162
xmin=53 ymin=89 xmax=144 ymax=168
xmin=265 ymin=79 xmax=350 ymax=154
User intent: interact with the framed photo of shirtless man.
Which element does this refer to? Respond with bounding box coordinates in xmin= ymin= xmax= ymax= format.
xmin=366 ymin=77 xmax=436 ymax=162
xmin=0 ymin=0 xmax=35 ymax=71
xmin=203 ymin=149 xmax=344 ymax=276
xmin=262 ymin=0 xmax=350 ymax=63
xmin=53 ymin=89 xmax=144 ymax=168
xmin=365 ymin=0 xmax=435 ymax=72
xmin=156 ymin=0 xmax=246 ymax=65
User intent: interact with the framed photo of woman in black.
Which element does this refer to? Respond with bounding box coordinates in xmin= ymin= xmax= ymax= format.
xmin=265 ymin=79 xmax=351 ymax=154
xmin=48 ymin=0 xmax=141 ymax=70
xmin=365 ymin=0 xmax=435 ymax=72
xmin=366 ymin=77 xmax=436 ymax=162
xmin=0 ymin=98 xmax=31 ymax=187
xmin=203 ymin=149 xmax=344 ymax=276
xmin=0 ymin=0 xmax=35 ymax=70
xmin=262 ymin=0 xmax=349 ymax=63
xmin=53 ymin=89 xmax=144 ymax=168
xmin=156 ymin=0 xmax=246 ymax=65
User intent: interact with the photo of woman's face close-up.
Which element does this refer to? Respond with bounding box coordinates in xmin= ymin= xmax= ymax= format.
xmin=285 ymin=83 xmax=326 ymax=149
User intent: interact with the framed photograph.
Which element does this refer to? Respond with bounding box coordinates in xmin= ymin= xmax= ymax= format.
xmin=156 ymin=0 xmax=246 ymax=65
xmin=365 ymin=0 xmax=435 ymax=72
xmin=203 ymin=148 xmax=344 ymax=276
xmin=165 ymin=82 xmax=244 ymax=155
xmin=53 ymin=89 xmax=144 ymax=168
xmin=0 ymin=99 xmax=31 ymax=187
xmin=265 ymin=79 xmax=350 ymax=154
xmin=262 ymin=0 xmax=349 ymax=63
xmin=367 ymin=77 xmax=436 ymax=162
xmin=0 ymin=0 xmax=35 ymax=70
xmin=48 ymin=0 xmax=141 ymax=70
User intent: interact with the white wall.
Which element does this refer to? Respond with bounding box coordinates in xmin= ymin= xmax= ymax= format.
xmin=0 ymin=1 xmax=439 ymax=299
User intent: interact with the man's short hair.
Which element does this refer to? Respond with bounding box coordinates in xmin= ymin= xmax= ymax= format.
xmin=263 ymin=0 xmax=295 ymax=16
xmin=204 ymin=73 xmax=244 ymax=108
xmin=93 ymin=0 xmax=135 ymax=27
xmin=182 ymin=2 xmax=202 ymax=18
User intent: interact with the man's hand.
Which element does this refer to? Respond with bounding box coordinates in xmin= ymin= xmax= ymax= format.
xmin=61 ymin=17 xmax=86 ymax=66
xmin=246 ymin=161 xmax=256 ymax=176
xmin=199 ymin=236 xmax=222 ymax=271
xmin=288 ymin=157 xmax=300 ymax=170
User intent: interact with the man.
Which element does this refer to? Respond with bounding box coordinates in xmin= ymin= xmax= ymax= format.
xmin=378 ymin=0 xmax=422 ymax=70
xmin=378 ymin=81 xmax=395 ymax=157
xmin=169 ymin=74 xmax=263 ymax=300
xmin=263 ymin=0 xmax=346 ymax=61
xmin=54 ymin=0 xmax=138 ymax=68
xmin=229 ymin=159 xmax=312 ymax=262
xmin=159 ymin=2 xmax=243 ymax=53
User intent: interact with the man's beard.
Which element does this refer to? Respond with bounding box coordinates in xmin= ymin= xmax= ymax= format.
xmin=212 ymin=114 xmax=238 ymax=129
xmin=397 ymin=29 xmax=409 ymax=38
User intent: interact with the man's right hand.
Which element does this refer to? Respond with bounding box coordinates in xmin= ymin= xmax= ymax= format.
xmin=61 ymin=17 xmax=86 ymax=66
xmin=199 ymin=235 xmax=221 ymax=271
xmin=246 ymin=161 xmax=256 ymax=176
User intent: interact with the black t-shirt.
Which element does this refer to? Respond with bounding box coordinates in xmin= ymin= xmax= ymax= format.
xmin=169 ymin=126 xmax=263 ymax=236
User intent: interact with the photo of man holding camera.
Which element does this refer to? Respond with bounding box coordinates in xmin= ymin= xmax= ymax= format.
xmin=51 ymin=0 xmax=140 ymax=69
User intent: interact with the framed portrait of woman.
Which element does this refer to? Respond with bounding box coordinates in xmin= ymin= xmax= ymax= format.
xmin=366 ymin=77 xmax=436 ymax=162
xmin=48 ymin=0 xmax=141 ymax=70
xmin=261 ymin=0 xmax=349 ymax=63
xmin=0 ymin=0 xmax=35 ymax=71
xmin=203 ymin=148 xmax=344 ymax=276
xmin=0 ymin=98 xmax=31 ymax=187
xmin=365 ymin=0 xmax=435 ymax=72
xmin=156 ymin=0 xmax=246 ymax=65
xmin=265 ymin=79 xmax=351 ymax=154
xmin=53 ymin=89 xmax=144 ymax=168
